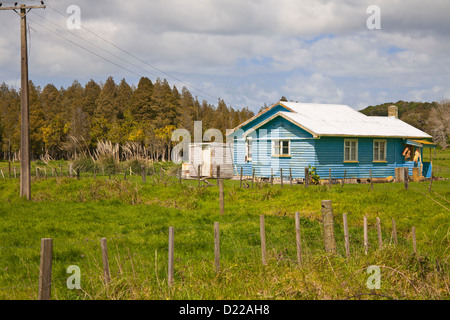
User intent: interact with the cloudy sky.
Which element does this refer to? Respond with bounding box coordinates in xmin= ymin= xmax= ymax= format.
xmin=0 ymin=0 xmax=449 ymax=112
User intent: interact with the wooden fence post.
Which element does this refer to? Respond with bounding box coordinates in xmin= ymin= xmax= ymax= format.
xmin=392 ymin=219 xmax=398 ymax=246
xmin=240 ymin=167 xmax=243 ymax=188
xmin=404 ymin=167 xmax=409 ymax=190
xmin=219 ymin=179 xmax=224 ymax=215
xmin=271 ymin=168 xmax=273 ymax=186
xmin=38 ymin=238 xmax=53 ymax=300
xmin=252 ymin=168 xmax=255 ymax=189
xmin=295 ymin=212 xmax=302 ymax=266
xmin=363 ymin=215 xmax=368 ymax=255
xmin=141 ymin=165 xmax=146 ymax=183
xmin=428 ymin=172 xmax=433 ymax=192
xmin=304 ymin=167 xmax=309 ymax=188
xmin=370 ymin=170 xmax=373 ymax=191
xmin=412 ymin=227 xmax=417 ymax=256
xmin=100 ymin=238 xmax=111 ymax=285
xmin=168 ymin=226 xmax=175 ymax=286
xmin=329 ymin=169 xmax=332 ymax=189
xmin=289 ymin=168 xmax=293 ymax=187
xmin=376 ymin=217 xmax=382 ymax=249
xmin=198 ymin=165 xmax=201 ymax=187
xmin=342 ymin=170 xmax=346 ymax=187
xmin=321 ymin=200 xmax=336 ymax=254
xmin=343 ymin=213 xmax=350 ymax=258
xmin=260 ymin=215 xmax=267 ymax=265
xmin=216 ymin=165 xmax=220 ymax=186
xmin=280 ymin=168 xmax=283 ymax=188
xmin=214 ymin=222 xmax=220 ymax=274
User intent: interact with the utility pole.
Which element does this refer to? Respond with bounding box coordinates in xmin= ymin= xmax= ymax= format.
xmin=1 ymin=3 xmax=46 ymax=200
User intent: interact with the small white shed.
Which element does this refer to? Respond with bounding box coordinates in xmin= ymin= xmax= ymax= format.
xmin=184 ymin=142 xmax=233 ymax=179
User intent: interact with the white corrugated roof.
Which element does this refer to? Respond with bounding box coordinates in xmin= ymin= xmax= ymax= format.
xmin=272 ymin=102 xmax=431 ymax=138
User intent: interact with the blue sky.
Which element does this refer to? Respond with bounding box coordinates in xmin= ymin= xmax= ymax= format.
xmin=0 ymin=0 xmax=449 ymax=113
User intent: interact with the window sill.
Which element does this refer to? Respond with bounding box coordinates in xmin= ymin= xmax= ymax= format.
xmin=272 ymin=155 xmax=291 ymax=158
xmin=373 ymin=161 xmax=387 ymax=163
xmin=343 ymin=161 xmax=359 ymax=163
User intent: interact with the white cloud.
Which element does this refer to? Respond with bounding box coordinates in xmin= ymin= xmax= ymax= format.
xmin=0 ymin=0 xmax=449 ymax=112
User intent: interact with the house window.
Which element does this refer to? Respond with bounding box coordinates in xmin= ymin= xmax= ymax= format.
xmin=344 ymin=139 xmax=358 ymax=162
xmin=373 ymin=140 xmax=387 ymax=162
xmin=272 ymin=140 xmax=290 ymax=156
xmin=245 ymin=137 xmax=252 ymax=162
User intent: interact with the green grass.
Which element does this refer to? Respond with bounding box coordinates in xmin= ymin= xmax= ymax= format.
xmin=0 ymin=154 xmax=448 ymax=300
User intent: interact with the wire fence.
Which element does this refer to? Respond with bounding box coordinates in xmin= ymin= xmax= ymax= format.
xmin=0 ymin=203 xmax=437 ymax=300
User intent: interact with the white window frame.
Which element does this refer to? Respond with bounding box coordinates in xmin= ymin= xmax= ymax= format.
xmin=344 ymin=139 xmax=358 ymax=162
xmin=373 ymin=139 xmax=387 ymax=162
xmin=245 ymin=137 xmax=252 ymax=162
xmin=272 ymin=139 xmax=290 ymax=157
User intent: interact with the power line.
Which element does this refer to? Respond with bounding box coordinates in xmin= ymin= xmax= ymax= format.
xmin=30 ymin=10 xmax=161 ymax=80
xmin=45 ymin=3 xmax=221 ymax=103
xmin=26 ymin=16 xmax=145 ymax=79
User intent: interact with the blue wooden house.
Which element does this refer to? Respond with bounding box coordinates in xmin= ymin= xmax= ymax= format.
xmin=226 ymin=102 xmax=435 ymax=182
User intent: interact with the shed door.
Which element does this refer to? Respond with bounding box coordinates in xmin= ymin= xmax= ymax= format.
xmin=202 ymin=145 xmax=211 ymax=177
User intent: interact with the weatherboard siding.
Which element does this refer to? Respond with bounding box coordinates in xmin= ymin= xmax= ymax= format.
xmin=314 ymin=137 xmax=406 ymax=179
xmin=231 ymin=110 xmax=431 ymax=180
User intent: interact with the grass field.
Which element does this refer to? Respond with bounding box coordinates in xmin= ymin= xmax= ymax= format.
xmin=0 ymin=153 xmax=449 ymax=300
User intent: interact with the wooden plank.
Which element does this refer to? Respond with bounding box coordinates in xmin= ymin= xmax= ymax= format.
xmin=100 ymin=238 xmax=111 ymax=285
xmin=38 ymin=238 xmax=53 ymax=300
xmin=412 ymin=226 xmax=417 ymax=256
xmin=321 ymin=200 xmax=336 ymax=254
xmin=364 ymin=215 xmax=368 ymax=255
xmin=376 ymin=217 xmax=382 ymax=249
xmin=343 ymin=213 xmax=350 ymax=258
xmin=168 ymin=227 xmax=175 ymax=286
xmin=260 ymin=215 xmax=267 ymax=265
xmin=219 ymin=179 xmax=224 ymax=215
xmin=295 ymin=212 xmax=302 ymax=266
xmin=214 ymin=222 xmax=220 ymax=273
xmin=392 ymin=218 xmax=398 ymax=246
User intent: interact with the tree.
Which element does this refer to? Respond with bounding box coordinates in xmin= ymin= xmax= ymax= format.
xmin=131 ymin=77 xmax=154 ymax=121
xmin=95 ymin=76 xmax=118 ymax=122
xmin=28 ymin=81 xmax=45 ymax=158
xmin=83 ymin=79 xmax=101 ymax=117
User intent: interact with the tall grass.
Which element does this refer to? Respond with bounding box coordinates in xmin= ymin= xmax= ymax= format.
xmin=0 ymin=168 xmax=448 ymax=300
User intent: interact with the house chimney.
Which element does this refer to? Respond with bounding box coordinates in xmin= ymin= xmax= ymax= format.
xmin=388 ymin=105 xmax=398 ymax=118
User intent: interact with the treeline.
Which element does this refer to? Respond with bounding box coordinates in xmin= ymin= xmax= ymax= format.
xmin=360 ymin=100 xmax=450 ymax=149
xmin=0 ymin=77 xmax=254 ymax=161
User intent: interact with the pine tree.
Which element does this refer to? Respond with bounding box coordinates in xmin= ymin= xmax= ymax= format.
xmin=131 ymin=77 xmax=153 ymax=121
xmin=95 ymin=76 xmax=118 ymax=122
